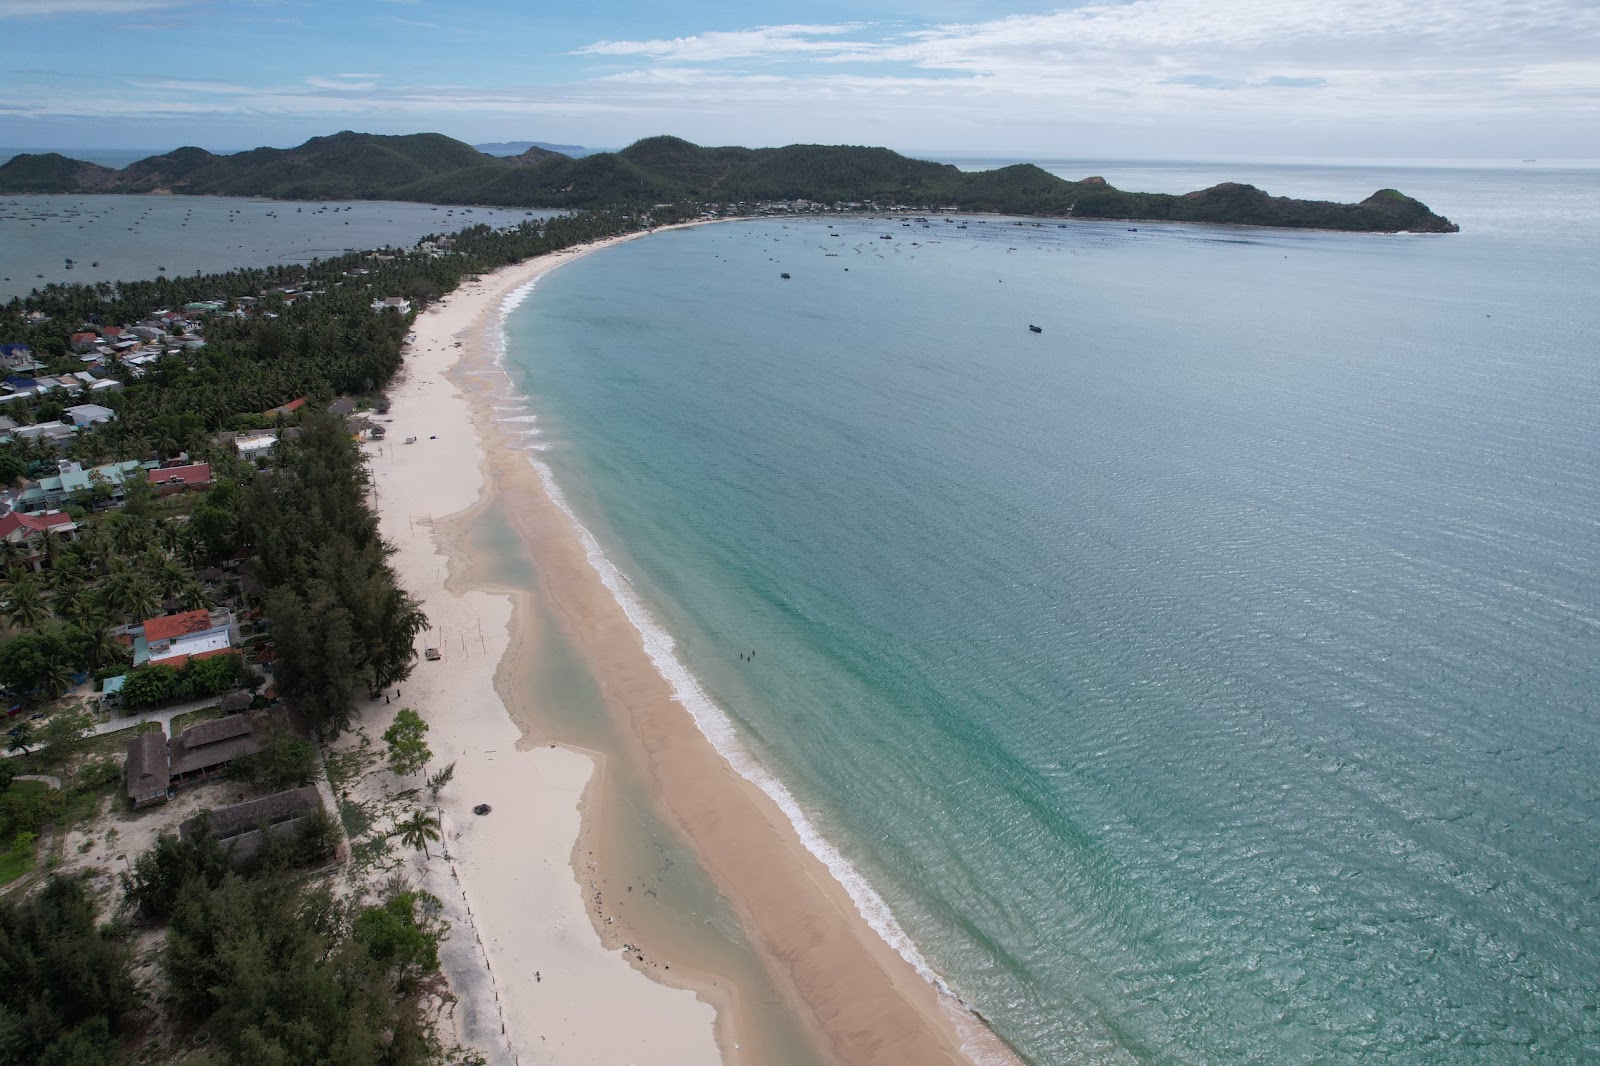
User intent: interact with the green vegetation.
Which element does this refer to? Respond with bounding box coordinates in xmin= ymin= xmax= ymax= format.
xmin=0 ymin=130 xmax=1461 ymax=231
xmin=120 ymin=825 xmax=437 ymax=1064
xmin=382 ymin=707 xmax=431 ymax=777
xmin=394 ymin=809 xmax=442 ymax=860
xmin=117 ymin=653 xmax=251 ymax=711
xmin=232 ymin=719 xmax=317 ymax=790
xmin=0 ymin=874 xmax=138 ymax=1065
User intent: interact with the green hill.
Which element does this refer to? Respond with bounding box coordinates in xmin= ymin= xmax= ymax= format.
xmin=0 ymin=152 xmax=120 ymax=193
xmin=0 ymin=132 xmax=1461 ymax=232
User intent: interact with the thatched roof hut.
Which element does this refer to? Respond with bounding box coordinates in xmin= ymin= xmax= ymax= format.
xmin=183 ymin=785 xmax=324 ymax=843
xmin=169 ymin=713 xmax=260 ymax=780
xmin=125 ymin=730 xmax=170 ymax=808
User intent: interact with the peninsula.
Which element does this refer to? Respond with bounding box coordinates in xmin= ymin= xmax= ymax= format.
xmin=0 ymin=132 xmax=1459 ymax=232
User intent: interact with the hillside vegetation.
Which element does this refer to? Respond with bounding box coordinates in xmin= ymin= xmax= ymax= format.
xmin=0 ymin=131 xmax=1461 ymax=231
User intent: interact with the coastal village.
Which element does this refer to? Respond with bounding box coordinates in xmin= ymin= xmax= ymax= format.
xmin=0 ymin=262 xmax=475 ymax=1062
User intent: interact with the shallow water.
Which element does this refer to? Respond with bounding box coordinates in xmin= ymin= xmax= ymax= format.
xmin=0 ymin=194 xmax=555 ymax=300
xmin=508 ymin=163 xmax=1599 ymax=1063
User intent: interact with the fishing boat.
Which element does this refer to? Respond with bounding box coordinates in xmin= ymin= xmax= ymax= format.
xmin=1029 ymin=324 xmax=1043 ymax=333
xmin=780 ymin=272 xmax=791 ymax=279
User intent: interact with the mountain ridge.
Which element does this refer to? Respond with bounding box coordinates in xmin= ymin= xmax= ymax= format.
xmin=0 ymin=131 xmax=1460 ymax=232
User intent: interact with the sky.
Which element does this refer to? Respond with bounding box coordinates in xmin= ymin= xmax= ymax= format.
xmin=1 ymin=0 xmax=1597 ymax=161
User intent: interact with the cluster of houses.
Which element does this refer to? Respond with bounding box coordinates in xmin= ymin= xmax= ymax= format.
xmin=0 ymin=457 xmax=212 ymax=567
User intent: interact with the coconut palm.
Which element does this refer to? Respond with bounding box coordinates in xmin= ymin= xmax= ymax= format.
xmin=39 ymin=656 xmax=75 ymax=699
xmin=395 ymin=810 xmax=442 ymax=860
xmin=4 ymin=577 xmax=50 ymax=631
xmin=175 ymin=579 xmax=209 ymax=612
xmin=103 ymin=570 xmax=160 ymax=623
xmin=6 ymin=722 xmax=34 ymax=756
xmin=85 ymin=623 xmax=129 ymax=671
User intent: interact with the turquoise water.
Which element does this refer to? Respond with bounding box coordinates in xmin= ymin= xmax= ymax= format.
xmin=501 ymin=164 xmax=1600 ymax=1063
xmin=0 ymin=194 xmax=556 ymax=299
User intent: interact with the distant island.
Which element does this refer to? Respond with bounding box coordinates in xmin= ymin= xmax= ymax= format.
xmin=0 ymin=131 xmax=1459 ymax=233
xmin=473 ymin=139 xmax=594 ymax=158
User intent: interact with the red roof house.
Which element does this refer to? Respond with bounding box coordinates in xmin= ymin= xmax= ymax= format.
xmin=264 ymin=397 xmax=307 ymax=417
xmin=142 ymin=609 xmax=214 ymax=644
xmin=0 ymin=509 xmax=78 ymax=571
xmin=70 ymin=332 xmax=99 ymax=353
xmin=148 ymin=462 xmax=212 ymax=495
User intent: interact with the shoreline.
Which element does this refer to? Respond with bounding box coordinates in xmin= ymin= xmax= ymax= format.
xmin=375 ymin=224 xmax=1025 ymax=1064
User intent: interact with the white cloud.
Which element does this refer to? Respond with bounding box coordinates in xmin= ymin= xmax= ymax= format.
xmin=0 ymin=0 xmax=184 ymax=15
xmin=575 ymin=23 xmax=868 ymax=63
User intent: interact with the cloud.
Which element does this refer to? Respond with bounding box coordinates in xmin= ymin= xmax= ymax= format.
xmin=306 ymin=74 xmax=381 ymax=91
xmin=575 ymin=23 xmax=869 ymax=63
xmin=0 ymin=0 xmax=185 ymax=15
xmin=566 ymin=0 xmax=1600 ymax=130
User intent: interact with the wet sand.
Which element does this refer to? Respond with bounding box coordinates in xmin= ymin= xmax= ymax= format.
xmin=376 ymin=228 xmax=1021 ymax=1065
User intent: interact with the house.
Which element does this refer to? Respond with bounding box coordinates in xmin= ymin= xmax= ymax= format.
xmin=181 ymin=785 xmax=325 ymax=865
xmin=100 ymin=673 xmax=127 ymax=711
xmin=0 ymin=344 xmax=39 ymax=372
xmin=328 ymin=397 xmax=357 ymax=418
xmin=12 ymin=422 xmax=77 ymax=449
xmin=148 ymin=462 xmax=212 ymax=495
xmin=70 ymin=332 xmax=99 ymax=353
xmin=126 ymin=730 xmax=171 ymax=808
xmin=63 ymin=403 xmax=116 ymax=428
xmin=89 ymin=378 xmax=124 ymax=394
xmin=17 ymin=459 xmax=146 ymax=511
xmin=235 ymin=431 xmax=278 ymax=463
xmin=3 ymin=375 xmax=39 ymax=396
xmin=136 ymin=607 xmax=234 ymax=667
xmin=168 ymin=712 xmax=266 ymax=784
xmin=264 ymin=397 xmax=306 ymax=418
xmin=370 ymin=296 xmax=412 ymax=315
xmin=0 ymin=509 xmax=77 ymax=569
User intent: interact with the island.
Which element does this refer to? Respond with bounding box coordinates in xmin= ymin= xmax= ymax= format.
xmin=0 ymin=132 xmax=1459 ymax=233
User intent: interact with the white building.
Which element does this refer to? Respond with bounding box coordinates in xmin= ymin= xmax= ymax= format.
xmin=63 ymin=403 xmax=116 ymax=428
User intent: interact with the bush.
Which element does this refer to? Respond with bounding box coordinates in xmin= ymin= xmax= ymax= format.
xmin=118 ymin=664 xmax=179 ymax=711
xmin=232 ymin=721 xmax=316 ymax=790
xmin=75 ymin=757 xmax=123 ymax=791
xmin=0 ymin=780 xmax=67 ymax=840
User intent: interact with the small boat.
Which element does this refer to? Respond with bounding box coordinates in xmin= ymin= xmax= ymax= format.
xmin=780 ymin=272 xmax=791 ymax=279
xmin=425 ymin=647 xmax=441 ymax=661
xmin=91 ymin=261 xmax=99 ymax=267
xmin=1029 ymin=324 xmax=1042 ymax=334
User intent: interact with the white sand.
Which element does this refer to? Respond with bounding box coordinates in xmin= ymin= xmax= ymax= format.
xmin=363 ymin=242 xmax=723 ymax=1065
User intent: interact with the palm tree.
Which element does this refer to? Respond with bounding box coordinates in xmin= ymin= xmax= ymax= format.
xmin=40 ymin=656 xmax=75 ymax=699
xmin=394 ymin=810 xmax=442 ymax=860
xmin=85 ymin=623 xmax=129 ymax=671
xmin=6 ymin=722 xmax=34 ymax=756
xmin=4 ymin=577 xmax=50 ymax=631
xmin=176 ymin=580 xmax=209 ymax=612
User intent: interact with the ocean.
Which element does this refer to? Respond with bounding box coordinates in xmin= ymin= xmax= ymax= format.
xmin=498 ymin=161 xmax=1600 ymax=1064
xmin=0 ymin=194 xmax=556 ymax=300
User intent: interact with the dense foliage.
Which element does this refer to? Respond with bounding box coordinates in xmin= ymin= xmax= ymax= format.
xmin=0 ymin=875 xmax=138 ymax=1065
xmin=0 ymin=131 xmax=1461 ymax=231
xmin=240 ymin=412 xmax=425 ymax=737
xmin=123 ymin=828 xmax=441 ymax=1065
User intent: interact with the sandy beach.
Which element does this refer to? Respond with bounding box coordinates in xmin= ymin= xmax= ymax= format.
xmin=365 ymin=228 xmax=1020 ymax=1065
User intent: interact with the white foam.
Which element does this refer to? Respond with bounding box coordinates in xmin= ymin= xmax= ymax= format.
xmin=491 ymin=280 xmax=1008 ymax=1063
